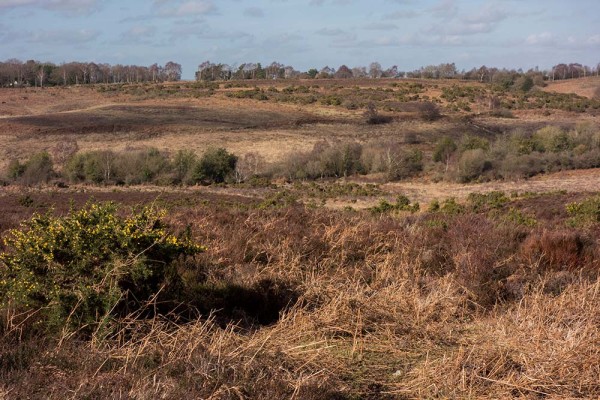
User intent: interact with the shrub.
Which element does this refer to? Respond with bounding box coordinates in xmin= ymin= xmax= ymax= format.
xmin=513 ymin=76 xmax=534 ymax=93
xmin=369 ymin=195 xmax=419 ymax=214
xmin=117 ymin=148 xmax=171 ymax=184
xmin=193 ymin=147 xmax=238 ymax=184
xmin=440 ymin=198 xmax=465 ymax=214
xmin=433 ymin=136 xmax=457 ymax=170
xmin=468 ymin=191 xmax=509 ymax=212
xmin=20 ymin=152 xmax=54 ymax=185
xmin=0 ymin=202 xmax=204 ymax=335
xmin=459 ymin=135 xmax=490 ymax=152
xmin=65 ymin=151 xmax=116 ymax=183
xmin=457 ymin=149 xmax=489 ymax=182
xmin=504 ymin=207 xmax=537 ymax=227
xmin=534 ymin=126 xmax=572 ymax=153
xmin=566 ymin=196 xmax=600 ymax=226
xmin=387 ymin=149 xmax=423 ymax=181
xmin=172 ymin=149 xmax=197 ymax=184
xmin=417 ymin=101 xmax=441 ymax=121
xmin=6 ymin=159 xmax=25 ymax=181
xmin=499 ymin=153 xmax=546 ymax=179
xmin=364 ymin=103 xmax=392 ymax=124
xmin=505 ymin=130 xmax=543 ymax=155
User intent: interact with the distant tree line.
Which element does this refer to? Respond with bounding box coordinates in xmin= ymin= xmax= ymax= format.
xmin=0 ymin=59 xmax=182 ymax=87
xmin=1 ymin=58 xmax=598 ymax=87
xmin=196 ymin=60 xmax=600 ymax=83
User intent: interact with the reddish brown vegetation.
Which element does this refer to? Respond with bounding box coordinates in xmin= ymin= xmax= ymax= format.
xmin=2 ymin=190 xmax=599 ymax=398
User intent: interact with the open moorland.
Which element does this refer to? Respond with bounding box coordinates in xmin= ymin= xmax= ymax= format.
xmin=1 ymin=77 xmax=600 ymax=399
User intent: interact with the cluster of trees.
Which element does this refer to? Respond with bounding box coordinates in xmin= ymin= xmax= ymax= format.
xmin=2 ymin=58 xmax=597 ymax=87
xmin=196 ymin=60 xmax=600 ymax=83
xmin=196 ymin=61 xmax=402 ymax=81
xmin=0 ymin=59 xmax=182 ymax=87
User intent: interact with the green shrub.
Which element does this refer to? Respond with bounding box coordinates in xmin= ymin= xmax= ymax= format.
xmin=173 ymin=149 xmax=197 ymax=184
xmin=388 ymin=149 xmax=423 ymax=181
xmin=0 ymin=202 xmax=204 ymax=335
xmin=534 ymin=126 xmax=572 ymax=153
xmin=370 ymin=195 xmax=419 ymax=214
xmin=457 ymin=149 xmax=489 ymax=182
xmin=440 ymin=198 xmax=464 ymax=214
xmin=504 ymin=207 xmax=537 ymax=227
xmin=320 ymin=143 xmax=364 ymax=177
xmin=468 ymin=191 xmax=509 ymax=212
xmin=433 ymin=136 xmax=457 ymax=169
xmin=193 ymin=147 xmax=238 ymax=184
xmin=506 ymin=130 xmax=543 ymax=155
xmin=18 ymin=152 xmax=54 ymax=185
xmin=65 ymin=151 xmax=115 ymax=183
xmin=459 ymin=135 xmax=490 ymax=152
xmin=566 ymin=196 xmax=600 ymax=226
xmin=6 ymin=159 xmax=25 ymax=181
xmin=427 ymin=199 xmax=440 ymax=212
xmin=513 ymin=76 xmax=534 ymax=93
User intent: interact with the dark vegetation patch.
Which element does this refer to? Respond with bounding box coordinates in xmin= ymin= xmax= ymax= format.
xmin=9 ymin=105 xmax=331 ymax=137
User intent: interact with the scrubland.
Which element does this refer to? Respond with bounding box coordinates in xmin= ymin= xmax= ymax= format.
xmin=1 ymin=77 xmax=600 ymax=399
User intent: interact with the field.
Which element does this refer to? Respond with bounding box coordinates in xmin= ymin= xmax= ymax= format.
xmin=1 ymin=77 xmax=600 ymax=399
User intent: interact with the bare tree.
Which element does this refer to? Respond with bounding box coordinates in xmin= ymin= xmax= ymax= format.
xmin=351 ymin=66 xmax=367 ymax=78
xmin=164 ymin=61 xmax=182 ymax=81
xmin=369 ymin=62 xmax=382 ymax=79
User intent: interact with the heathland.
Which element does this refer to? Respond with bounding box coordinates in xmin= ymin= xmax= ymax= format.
xmin=1 ymin=76 xmax=600 ymax=399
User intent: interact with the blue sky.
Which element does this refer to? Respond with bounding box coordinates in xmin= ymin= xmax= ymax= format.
xmin=0 ymin=0 xmax=599 ymax=79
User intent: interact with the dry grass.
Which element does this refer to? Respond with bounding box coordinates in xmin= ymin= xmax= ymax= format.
xmin=544 ymin=76 xmax=600 ymax=99
xmin=2 ymin=198 xmax=599 ymax=398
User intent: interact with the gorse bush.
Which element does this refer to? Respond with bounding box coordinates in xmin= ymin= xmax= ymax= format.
xmin=566 ymin=195 xmax=600 ymax=226
xmin=0 ymin=202 xmax=204 ymax=335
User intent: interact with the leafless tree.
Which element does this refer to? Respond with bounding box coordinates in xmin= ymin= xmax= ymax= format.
xmin=369 ymin=62 xmax=382 ymax=79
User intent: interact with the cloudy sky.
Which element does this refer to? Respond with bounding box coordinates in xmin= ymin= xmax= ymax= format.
xmin=0 ymin=0 xmax=599 ymax=79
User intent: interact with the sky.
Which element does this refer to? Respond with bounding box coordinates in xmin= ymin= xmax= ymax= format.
xmin=0 ymin=0 xmax=599 ymax=79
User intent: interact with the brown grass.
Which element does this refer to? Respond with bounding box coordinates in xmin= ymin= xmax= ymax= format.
xmin=2 ymin=196 xmax=599 ymax=398
xmin=544 ymin=76 xmax=600 ymax=99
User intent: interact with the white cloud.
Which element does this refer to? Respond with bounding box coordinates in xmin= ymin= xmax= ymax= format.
xmin=525 ymin=32 xmax=555 ymax=46
xmin=587 ymin=34 xmax=600 ymax=45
